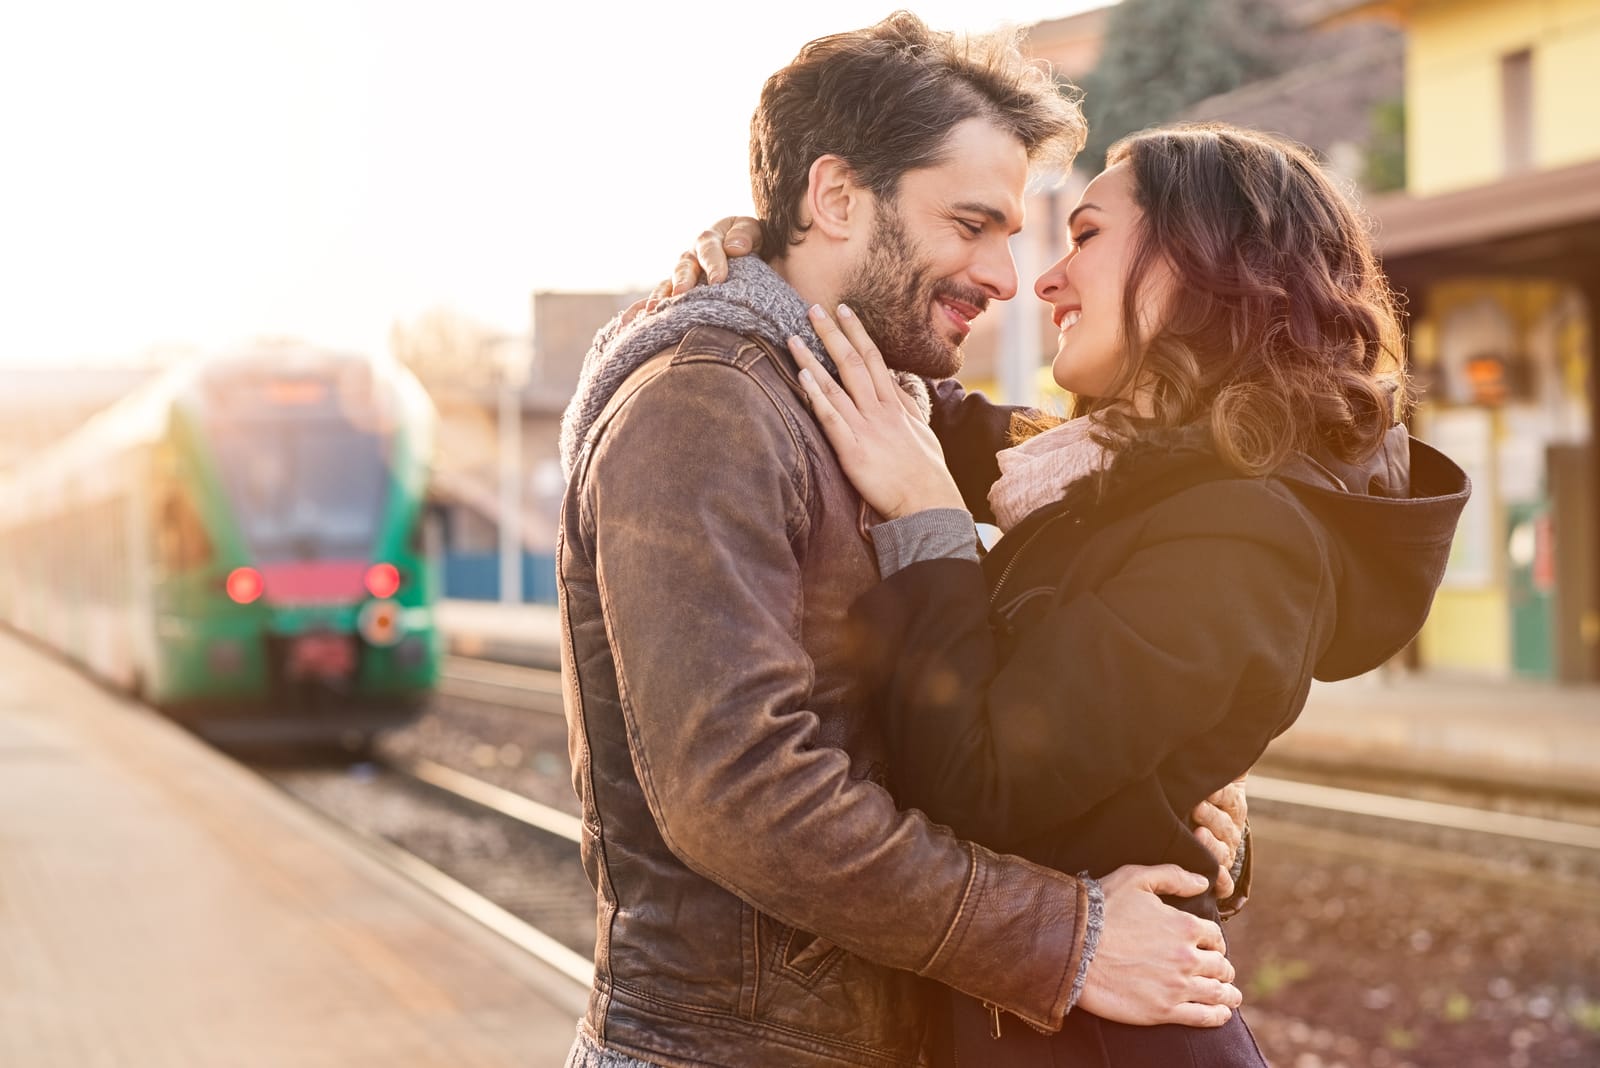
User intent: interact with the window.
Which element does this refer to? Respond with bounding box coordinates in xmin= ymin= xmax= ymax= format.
xmin=1502 ymin=49 xmax=1534 ymax=174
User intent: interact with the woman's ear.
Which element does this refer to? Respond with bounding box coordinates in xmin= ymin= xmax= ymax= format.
xmin=803 ymin=155 xmax=866 ymax=241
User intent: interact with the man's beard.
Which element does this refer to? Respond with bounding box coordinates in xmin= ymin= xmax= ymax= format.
xmin=840 ymin=202 xmax=987 ymax=380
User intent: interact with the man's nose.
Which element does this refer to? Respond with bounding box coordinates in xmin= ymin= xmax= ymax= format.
xmin=971 ymin=239 xmax=1019 ymax=302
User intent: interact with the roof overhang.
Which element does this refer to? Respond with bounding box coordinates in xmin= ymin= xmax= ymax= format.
xmin=1302 ymin=0 xmax=1411 ymax=29
xmin=1364 ymin=157 xmax=1600 ymax=289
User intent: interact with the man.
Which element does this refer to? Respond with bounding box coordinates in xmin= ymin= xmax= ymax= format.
xmin=558 ymin=15 xmax=1242 ymax=1068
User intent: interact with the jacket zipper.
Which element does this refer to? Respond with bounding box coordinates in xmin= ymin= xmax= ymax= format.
xmin=980 ymin=1000 xmax=1056 ymax=1039
xmin=988 ymin=510 xmax=1074 ymax=609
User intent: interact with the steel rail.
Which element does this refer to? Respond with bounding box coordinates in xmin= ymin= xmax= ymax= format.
xmin=391 ymin=754 xmax=584 ymax=844
xmin=1250 ymin=774 xmax=1600 ymax=853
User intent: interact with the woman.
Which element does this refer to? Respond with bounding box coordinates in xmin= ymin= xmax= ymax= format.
xmin=675 ymin=125 xmax=1469 ymax=1065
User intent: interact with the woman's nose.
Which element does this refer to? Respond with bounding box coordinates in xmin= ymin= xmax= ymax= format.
xmin=1034 ymin=253 xmax=1070 ymax=303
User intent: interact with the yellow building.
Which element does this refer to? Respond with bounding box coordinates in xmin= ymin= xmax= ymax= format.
xmin=1330 ymin=0 xmax=1600 ymax=682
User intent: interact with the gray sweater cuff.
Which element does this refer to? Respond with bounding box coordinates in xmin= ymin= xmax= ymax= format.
xmin=1066 ymin=874 xmax=1105 ymax=1013
xmin=871 ymin=508 xmax=979 ymax=576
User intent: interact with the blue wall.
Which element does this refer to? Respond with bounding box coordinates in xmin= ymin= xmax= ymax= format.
xmin=441 ymin=552 xmax=558 ymax=604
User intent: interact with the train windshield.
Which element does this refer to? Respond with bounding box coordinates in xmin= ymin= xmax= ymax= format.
xmin=209 ymin=418 xmax=391 ymax=563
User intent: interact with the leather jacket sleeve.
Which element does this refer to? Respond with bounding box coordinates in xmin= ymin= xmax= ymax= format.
xmin=579 ymin=359 xmax=1092 ymax=1031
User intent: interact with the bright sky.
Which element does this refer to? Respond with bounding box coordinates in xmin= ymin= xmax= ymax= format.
xmin=0 ymin=1 xmax=1108 ymax=367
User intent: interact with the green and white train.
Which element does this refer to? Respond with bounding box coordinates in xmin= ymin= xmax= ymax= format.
xmin=0 ymin=346 xmax=440 ymax=739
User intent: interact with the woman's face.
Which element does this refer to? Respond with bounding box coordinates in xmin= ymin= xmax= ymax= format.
xmin=1034 ymin=163 xmax=1173 ymax=401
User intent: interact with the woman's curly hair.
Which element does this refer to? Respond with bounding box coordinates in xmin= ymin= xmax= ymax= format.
xmin=1062 ymin=123 xmax=1408 ymax=476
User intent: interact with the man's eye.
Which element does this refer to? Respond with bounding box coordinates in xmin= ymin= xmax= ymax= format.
xmin=958 ymin=219 xmax=983 ymax=237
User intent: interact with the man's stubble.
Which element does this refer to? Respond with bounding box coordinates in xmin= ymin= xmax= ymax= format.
xmin=839 ymin=201 xmax=987 ymax=381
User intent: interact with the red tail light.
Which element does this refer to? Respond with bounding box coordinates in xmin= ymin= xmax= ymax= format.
xmin=364 ymin=562 xmax=401 ymax=599
xmin=226 ymin=567 xmax=264 ymax=605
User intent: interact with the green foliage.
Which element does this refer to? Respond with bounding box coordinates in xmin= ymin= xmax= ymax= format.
xmin=1385 ymin=1026 xmax=1419 ymax=1050
xmin=1363 ymin=97 xmax=1407 ymax=192
xmin=1076 ymin=0 xmax=1293 ymax=171
xmin=1570 ymin=998 xmax=1600 ymax=1033
xmin=1246 ymin=957 xmax=1313 ymax=1000
xmin=1442 ymin=991 xmax=1473 ymax=1023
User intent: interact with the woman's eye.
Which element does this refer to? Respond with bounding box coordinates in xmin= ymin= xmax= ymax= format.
xmin=1072 ymin=228 xmax=1099 ymax=248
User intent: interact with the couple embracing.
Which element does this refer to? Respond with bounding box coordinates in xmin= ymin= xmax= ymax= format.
xmin=556 ymin=12 xmax=1468 ymax=1068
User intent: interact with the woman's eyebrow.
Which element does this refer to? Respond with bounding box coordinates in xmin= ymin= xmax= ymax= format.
xmin=1067 ymin=202 xmax=1102 ymax=228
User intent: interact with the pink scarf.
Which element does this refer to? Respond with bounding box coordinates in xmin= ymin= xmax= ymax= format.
xmin=987 ymin=416 xmax=1112 ymax=533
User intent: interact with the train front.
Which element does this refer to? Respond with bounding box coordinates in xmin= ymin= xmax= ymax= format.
xmin=162 ymin=349 xmax=439 ymax=735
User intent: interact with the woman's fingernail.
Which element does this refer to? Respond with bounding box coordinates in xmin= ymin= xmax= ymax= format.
xmin=798 ymin=368 xmax=814 ymax=386
xmin=809 ymin=303 xmax=824 ymax=318
xmin=727 ymin=238 xmax=748 ymax=251
xmin=837 ymin=303 xmax=853 ymax=318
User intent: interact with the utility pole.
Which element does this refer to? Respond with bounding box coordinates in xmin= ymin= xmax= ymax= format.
xmin=494 ymin=337 xmax=532 ymax=604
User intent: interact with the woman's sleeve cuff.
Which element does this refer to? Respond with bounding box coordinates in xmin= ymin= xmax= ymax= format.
xmin=871 ymin=508 xmax=979 ymax=576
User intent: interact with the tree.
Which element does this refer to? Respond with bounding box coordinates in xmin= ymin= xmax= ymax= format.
xmin=389 ymin=307 xmax=502 ymax=392
xmin=1076 ymin=0 xmax=1296 ymax=171
xmin=1362 ymin=97 xmax=1407 ymax=193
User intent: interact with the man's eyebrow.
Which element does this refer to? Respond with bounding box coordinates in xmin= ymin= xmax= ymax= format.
xmin=1067 ymin=202 xmax=1102 ymax=228
xmin=952 ymin=201 xmax=1022 ymax=233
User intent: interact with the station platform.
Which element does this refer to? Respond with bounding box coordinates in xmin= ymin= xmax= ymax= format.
xmin=440 ymin=599 xmax=1600 ymax=799
xmin=0 ymin=629 xmax=585 ymax=1067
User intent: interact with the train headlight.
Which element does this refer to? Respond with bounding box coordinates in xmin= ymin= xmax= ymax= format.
xmin=226 ymin=567 xmax=264 ymax=605
xmin=364 ymin=563 xmax=401 ymax=599
xmin=358 ymin=599 xmax=406 ymax=647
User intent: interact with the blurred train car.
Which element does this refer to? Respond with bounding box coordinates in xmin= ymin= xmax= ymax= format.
xmin=0 ymin=345 xmax=440 ymax=742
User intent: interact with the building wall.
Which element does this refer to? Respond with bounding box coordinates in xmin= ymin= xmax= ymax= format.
xmin=1410 ymin=279 xmax=1593 ymax=679
xmin=1407 ymin=0 xmax=1600 ymax=194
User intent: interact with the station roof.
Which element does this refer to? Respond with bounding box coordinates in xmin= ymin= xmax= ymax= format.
xmin=1364 ymin=157 xmax=1600 ymax=289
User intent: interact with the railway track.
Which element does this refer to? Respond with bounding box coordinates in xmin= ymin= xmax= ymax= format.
xmin=258 ymin=750 xmax=593 ymax=991
xmin=437 ymin=656 xmax=1600 ymax=884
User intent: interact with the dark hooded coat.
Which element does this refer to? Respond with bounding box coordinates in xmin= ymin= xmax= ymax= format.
xmin=853 ymin=390 xmax=1469 ymax=1064
xmin=856 ymin=391 xmax=1471 ymax=908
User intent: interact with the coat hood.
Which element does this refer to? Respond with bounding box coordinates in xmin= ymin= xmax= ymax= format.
xmin=1275 ymin=425 xmax=1471 ymax=680
xmin=1021 ymin=421 xmax=1470 ymax=684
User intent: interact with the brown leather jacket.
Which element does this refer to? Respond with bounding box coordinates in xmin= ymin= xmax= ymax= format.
xmin=558 ymin=326 xmax=1092 ymax=1068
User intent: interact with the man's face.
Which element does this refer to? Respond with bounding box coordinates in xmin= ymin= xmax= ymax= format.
xmin=840 ymin=118 xmax=1028 ymax=379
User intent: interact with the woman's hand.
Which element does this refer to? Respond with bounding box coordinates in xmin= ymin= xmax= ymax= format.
xmin=643 ymin=216 xmax=765 ymax=307
xmin=790 ymin=303 xmax=965 ymax=520
xmin=1190 ymin=774 xmax=1248 ymax=898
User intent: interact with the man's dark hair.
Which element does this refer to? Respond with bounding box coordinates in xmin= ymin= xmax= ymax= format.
xmin=750 ymin=11 xmax=1085 ymax=257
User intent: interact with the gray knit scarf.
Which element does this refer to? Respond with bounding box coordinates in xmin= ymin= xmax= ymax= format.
xmin=559 ymin=256 xmax=931 ymax=478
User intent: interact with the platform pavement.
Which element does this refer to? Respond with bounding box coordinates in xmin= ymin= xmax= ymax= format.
xmin=439 ymin=599 xmax=1600 ymax=799
xmin=0 ymin=629 xmax=586 ymax=1067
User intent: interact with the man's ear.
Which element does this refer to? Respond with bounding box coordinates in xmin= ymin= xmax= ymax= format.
xmin=803 ymin=155 xmax=868 ymax=241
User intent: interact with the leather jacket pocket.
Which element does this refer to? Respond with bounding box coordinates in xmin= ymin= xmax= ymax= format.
xmin=754 ymin=910 xmax=843 ymax=987
xmin=779 ymin=925 xmax=843 ymax=983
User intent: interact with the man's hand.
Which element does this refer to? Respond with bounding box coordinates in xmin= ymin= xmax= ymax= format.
xmin=1190 ymin=774 xmax=1248 ymax=898
xmin=1076 ymin=864 xmax=1241 ymax=1027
